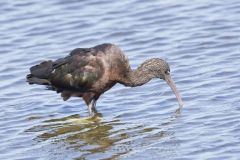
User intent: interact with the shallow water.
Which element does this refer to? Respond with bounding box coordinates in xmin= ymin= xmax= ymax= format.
xmin=1 ymin=0 xmax=240 ymax=159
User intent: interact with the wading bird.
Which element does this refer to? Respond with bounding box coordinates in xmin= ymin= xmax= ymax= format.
xmin=27 ymin=43 xmax=183 ymax=116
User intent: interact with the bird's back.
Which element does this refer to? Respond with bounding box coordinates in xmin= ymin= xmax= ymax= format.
xmin=27 ymin=43 xmax=130 ymax=99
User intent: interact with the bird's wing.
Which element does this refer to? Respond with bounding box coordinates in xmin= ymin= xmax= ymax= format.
xmin=50 ymin=48 xmax=104 ymax=91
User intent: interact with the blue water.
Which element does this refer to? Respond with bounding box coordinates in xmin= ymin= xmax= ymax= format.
xmin=1 ymin=0 xmax=240 ymax=159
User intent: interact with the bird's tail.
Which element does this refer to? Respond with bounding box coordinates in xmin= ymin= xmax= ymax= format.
xmin=26 ymin=60 xmax=53 ymax=85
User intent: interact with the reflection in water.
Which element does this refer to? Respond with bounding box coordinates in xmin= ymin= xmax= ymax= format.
xmin=27 ymin=114 xmax=116 ymax=152
xmin=2 ymin=0 xmax=240 ymax=159
xmin=1 ymin=0 xmax=239 ymax=159
xmin=27 ymin=113 xmax=126 ymax=158
xmin=175 ymin=106 xmax=183 ymax=115
xmin=26 ymin=111 xmax=181 ymax=159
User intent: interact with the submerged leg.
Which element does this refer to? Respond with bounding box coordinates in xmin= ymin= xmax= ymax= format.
xmin=82 ymin=93 xmax=98 ymax=116
xmin=92 ymin=100 xmax=98 ymax=113
xmin=88 ymin=99 xmax=97 ymax=116
xmin=88 ymin=100 xmax=98 ymax=116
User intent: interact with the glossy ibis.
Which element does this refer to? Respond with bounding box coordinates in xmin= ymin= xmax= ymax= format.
xmin=27 ymin=43 xmax=183 ymax=116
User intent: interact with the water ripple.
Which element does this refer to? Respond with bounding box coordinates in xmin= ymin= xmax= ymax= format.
xmin=1 ymin=0 xmax=240 ymax=160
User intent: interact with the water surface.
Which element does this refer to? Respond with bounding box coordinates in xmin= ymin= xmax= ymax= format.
xmin=1 ymin=0 xmax=240 ymax=159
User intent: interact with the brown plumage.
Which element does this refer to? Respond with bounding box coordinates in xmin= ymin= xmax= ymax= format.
xmin=27 ymin=43 xmax=183 ymax=116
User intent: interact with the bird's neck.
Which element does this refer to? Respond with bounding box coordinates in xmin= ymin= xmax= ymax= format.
xmin=124 ymin=67 xmax=154 ymax=87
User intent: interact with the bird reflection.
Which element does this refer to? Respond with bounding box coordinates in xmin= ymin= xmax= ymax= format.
xmin=27 ymin=113 xmax=118 ymax=154
xmin=26 ymin=109 xmax=182 ymax=159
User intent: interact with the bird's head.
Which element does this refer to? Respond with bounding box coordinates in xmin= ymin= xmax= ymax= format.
xmin=141 ymin=58 xmax=183 ymax=107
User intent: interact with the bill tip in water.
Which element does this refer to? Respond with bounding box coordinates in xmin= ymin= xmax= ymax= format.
xmin=179 ymin=101 xmax=184 ymax=107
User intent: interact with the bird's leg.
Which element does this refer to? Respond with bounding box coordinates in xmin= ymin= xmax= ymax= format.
xmin=92 ymin=100 xmax=98 ymax=113
xmin=82 ymin=93 xmax=100 ymax=117
xmin=88 ymin=99 xmax=97 ymax=116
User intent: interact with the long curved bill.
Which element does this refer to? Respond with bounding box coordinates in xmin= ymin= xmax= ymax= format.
xmin=165 ymin=74 xmax=183 ymax=107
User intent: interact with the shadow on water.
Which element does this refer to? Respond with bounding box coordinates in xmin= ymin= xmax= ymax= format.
xmin=25 ymin=108 xmax=182 ymax=159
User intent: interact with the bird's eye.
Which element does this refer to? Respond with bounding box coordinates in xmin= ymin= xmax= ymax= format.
xmin=165 ymin=70 xmax=170 ymax=75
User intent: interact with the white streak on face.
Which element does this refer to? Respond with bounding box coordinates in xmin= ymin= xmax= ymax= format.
xmin=52 ymin=69 xmax=56 ymax=73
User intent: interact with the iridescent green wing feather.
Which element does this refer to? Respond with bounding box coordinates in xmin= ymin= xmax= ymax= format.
xmin=50 ymin=48 xmax=103 ymax=91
